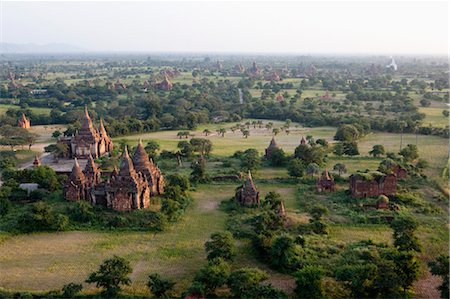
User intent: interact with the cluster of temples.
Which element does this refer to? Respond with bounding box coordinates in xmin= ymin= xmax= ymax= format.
xmin=58 ymin=107 xmax=113 ymax=159
xmin=64 ymin=141 xmax=164 ymax=211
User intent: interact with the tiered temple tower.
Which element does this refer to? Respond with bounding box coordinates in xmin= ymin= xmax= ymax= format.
xmin=64 ymin=158 xmax=87 ymax=201
xmin=59 ymin=107 xmax=113 ymax=158
xmin=235 ymin=171 xmax=260 ymax=206
xmin=265 ymin=137 xmax=279 ymax=159
xmin=132 ymin=139 xmax=165 ymax=195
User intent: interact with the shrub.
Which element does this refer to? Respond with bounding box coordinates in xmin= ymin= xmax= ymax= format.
xmin=0 ymin=197 xmax=11 ymax=217
xmin=147 ymin=273 xmax=175 ymax=298
xmin=68 ymin=201 xmax=95 ymax=223
xmin=62 ymin=283 xmax=83 ymax=297
xmin=193 ymin=258 xmax=231 ymax=295
xmin=294 ymin=266 xmax=324 ymax=298
xmin=205 ymin=232 xmax=236 ymax=261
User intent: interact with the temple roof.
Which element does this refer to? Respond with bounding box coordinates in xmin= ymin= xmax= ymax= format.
xmin=76 ymin=107 xmax=100 ymax=141
xmin=132 ymin=139 xmax=152 ymax=169
xmin=85 ymin=154 xmax=97 ymax=173
xmin=300 ymin=137 xmax=306 ymax=145
xmin=244 ymin=170 xmax=257 ymax=191
xmin=268 ymin=137 xmax=278 ymax=149
xmin=119 ymin=146 xmax=137 ymax=177
xmin=70 ymin=158 xmax=85 ymax=182
xmin=323 ymin=168 xmax=331 ymax=180
xmin=98 ymin=119 xmax=108 ymax=137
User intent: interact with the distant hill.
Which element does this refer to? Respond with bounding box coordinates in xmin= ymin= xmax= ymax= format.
xmin=0 ymin=42 xmax=84 ymax=53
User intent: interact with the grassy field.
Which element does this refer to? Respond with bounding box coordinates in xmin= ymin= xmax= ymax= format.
xmin=419 ymin=107 xmax=449 ymax=128
xmin=114 ymin=122 xmax=447 ymax=183
xmin=0 ymin=104 xmax=52 ymax=116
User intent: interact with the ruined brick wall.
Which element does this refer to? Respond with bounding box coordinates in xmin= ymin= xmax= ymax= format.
xmin=350 ymin=174 xmax=397 ymax=198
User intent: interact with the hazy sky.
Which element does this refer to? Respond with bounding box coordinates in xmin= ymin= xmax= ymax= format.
xmin=1 ymin=1 xmax=449 ymax=54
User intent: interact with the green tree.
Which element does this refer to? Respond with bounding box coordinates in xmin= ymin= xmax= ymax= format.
xmin=203 ymin=129 xmax=211 ymax=136
xmin=306 ymin=163 xmax=320 ymax=177
xmin=416 ymin=158 xmax=429 ymax=170
xmin=429 ymin=255 xmax=449 ymax=299
xmin=52 ymin=130 xmax=62 ymax=139
xmin=193 ymin=258 xmax=231 ymax=296
xmin=369 ymin=144 xmax=385 ymax=157
xmin=295 ymin=144 xmax=324 ymax=165
xmin=86 ymin=255 xmax=132 ymax=296
xmin=190 ymin=156 xmax=208 ymax=184
xmin=205 ymin=232 xmax=237 ymax=261
xmin=272 ymin=128 xmax=280 ymax=136
xmin=399 ymin=144 xmax=419 ymax=162
xmin=390 ymin=216 xmax=421 ymax=252
xmin=288 ymin=158 xmax=305 ymax=178
xmin=147 ymin=273 xmax=175 ymax=298
xmin=177 ymin=140 xmax=194 ymax=158
xmin=267 ymin=147 xmax=287 ymax=166
xmin=294 ymin=266 xmax=324 ymax=299
xmin=334 ymin=124 xmax=360 ymax=142
xmin=332 ymin=142 xmax=345 ymax=156
xmin=269 ymin=234 xmax=302 ymax=272
xmin=241 ymin=129 xmax=250 ymax=138
xmin=333 ymin=163 xmax=347 ymax=176
xmin=145 ymin=140 xmax=160 ymax=158
xmin=44 ymin=143 xmax=69 ymax=160
xmin=227 ymin=268 xmax=269 ymax=298
xmin=239 ymin=148 xmax=260 ymax=172
xmin=343 ymin=141 xmax=359 ymax=156
xmin=190 ymin=138 xmax=213 ymax=156
xmin=166 ymin=174 xmax=190 ymax=192
xmin=217 ymin=128 xmax=226 ymax=137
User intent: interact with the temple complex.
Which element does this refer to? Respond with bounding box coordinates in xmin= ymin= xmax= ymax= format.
xmin=235 ymin=171 xmax=260 ymax=206
xmin=17 ymin=113 xmax=30 ymax=129
xmin=247 ymin=61 xmax=261 ymax=77
xmin=316 ymin=169 xmax=336 ymax=193
xmin=349 ymin=172 xmax=397 ymax=198
xmin=63 ymin=144 xmax=164 ymax=211
xmin=264 ymin=137 xmax=279 ymax=159
xmin=264 ymin=71 xmax=280 ymax=81
xmin=58 ymin=107 xmax=113 ymax=159
xmin=156 ymin=76 xmax=173 ymax=91
xmin=114 ymin=79 xmax=127 ymax=90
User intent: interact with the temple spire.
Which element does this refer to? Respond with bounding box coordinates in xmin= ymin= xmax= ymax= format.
xmin=99 ymin=118 xmax=108 ymax=136
xmin=119 ymin=146 xmax=136 ymax=177
xmin=70 ymin=158 xmax=85 ymax=181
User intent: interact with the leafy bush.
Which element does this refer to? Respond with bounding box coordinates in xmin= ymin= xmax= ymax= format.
xmin=205 ymin=232 xmax=236 ymax=261
xmin=147 ymin=273 xmax=175 ymax=298
xmin=62 ymin=283 xmax=83 ymax=297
